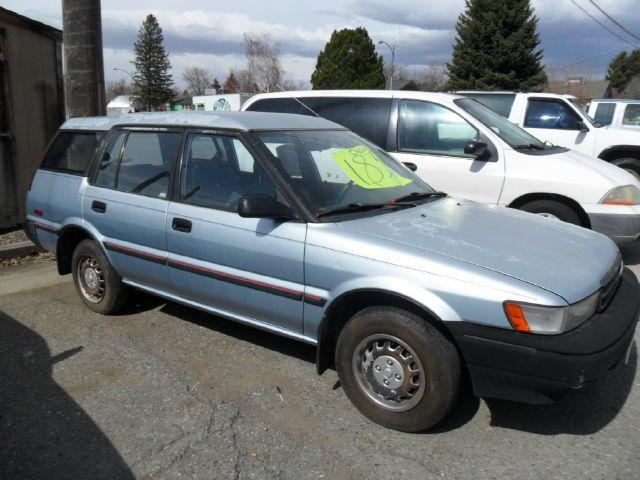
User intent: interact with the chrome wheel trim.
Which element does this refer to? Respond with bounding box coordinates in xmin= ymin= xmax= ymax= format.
xmin=352 ymin=334 xmax=426 ymax=412
xmin=77 ymin=255 xmax=105 ymax=303
xmin=537 ymin=212 xmax=560 ymax=220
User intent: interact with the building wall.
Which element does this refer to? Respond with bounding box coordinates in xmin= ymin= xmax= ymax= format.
xmin=0 ymin=15 xmax=63 ymax=230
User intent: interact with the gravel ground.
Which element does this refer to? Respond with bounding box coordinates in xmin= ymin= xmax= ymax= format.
xmin=0 ymin=245 xmax=639 ymax=479
xmin=0 ymin=229 xmax=27 ymax=246
xmin=0 ymin=229 xmax=55 ymax=269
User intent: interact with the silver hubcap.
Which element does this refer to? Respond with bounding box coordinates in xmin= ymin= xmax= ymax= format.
xmin=352 ymin=335 xmax=425 ymax=412
xmin=77 ymin=255 xmax=105 ymax=303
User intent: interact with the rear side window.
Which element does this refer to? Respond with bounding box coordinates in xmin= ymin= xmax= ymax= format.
xmin=525 ymin=99 xmax=582 ymax=130
xmin=300 ymin=97 xmax=392 ymax=148
xmin=594 ymin=103 xmax=616 ymax=125
xmin=461 ymin=93 xmax=515 ymax=118
xmin=41 ymin=131 xmax=103 ymax=174
xmin=623 ymin=104 xmax=640 ymax=126
xmin=245 ymin=97 xmax=309 ymax=115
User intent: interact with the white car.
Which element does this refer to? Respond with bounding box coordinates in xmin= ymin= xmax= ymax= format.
xmin=242 ymin=90 xmax=640 ymax=243
xmin=458 ymin=91 xmax=640 ymax=179
xmin=587 ymin=99 xmax=640 ymax=130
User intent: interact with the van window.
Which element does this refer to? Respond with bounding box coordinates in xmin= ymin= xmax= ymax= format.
xmin=461 ymin=93 xmax=515 ymax=118
xmin=179 ymin=134 xmax=279 ymax=211
xmin=300 ymin=97 xmax=392 ymax=148
xmin=594 ymin=103 xmax=616 ymax=125
xmin=116 ymin=131 xmax=181 ymax=199
xmin=245 ymin=98 xmax=307 ymax=115
xmin=525 ymin=99 xmax=582 ymax=130
xmin=623 ymin=104 xmax=640 ymax=126
xmin=398 ymin=100 xmax=478 ymax=157
xmin=41 ymin=131 xmax=103 ymax=174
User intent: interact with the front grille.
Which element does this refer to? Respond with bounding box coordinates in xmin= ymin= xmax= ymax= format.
xmin=598 ymin=253 xmax=623 ymax=312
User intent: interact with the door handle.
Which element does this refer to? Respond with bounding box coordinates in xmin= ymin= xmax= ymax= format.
xmin=172 ymin=217 xmax=192 ymax=233
xmin=91 ymin=200 xmax=107 ymax=213
xmin=402 ymin=162 xmax=418 ymax=172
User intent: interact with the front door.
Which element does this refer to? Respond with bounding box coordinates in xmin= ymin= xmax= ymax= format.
xmin=83 ymin=128 xmax=182 ymax=292
xmin=166 ymin=131 xmax=306 ymax=333
xmin=392 ymin=99 xmax=505 ymax=204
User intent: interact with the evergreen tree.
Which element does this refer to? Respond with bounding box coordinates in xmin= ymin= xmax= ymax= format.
xmin=311 ymin=27 xmax=385 ymax=90
xmin=132 ymin=14 xmax=174 ymax=110
xmin=606 ymin=49 xmax=640 ymax=95
xmin=212 ymin=77 xmax=222 ymax=94
xmin=445 ymin=0 xmax=547 ymax=91
xmin=223 ymin=71 xmax=240 ymax=93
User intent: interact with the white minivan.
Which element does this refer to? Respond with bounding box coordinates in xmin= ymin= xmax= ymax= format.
xmin=242 ymin=90 xmax=640 ymax=242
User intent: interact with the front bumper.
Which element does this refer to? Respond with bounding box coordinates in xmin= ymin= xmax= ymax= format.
xmin=588 ymin=212 xmax=640 ymax=243
xmin=446 ymin=268 xmax=639 ymax=404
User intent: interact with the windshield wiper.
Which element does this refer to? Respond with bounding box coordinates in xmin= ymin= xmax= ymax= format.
xmin=392 ymin=191 xmax=447 ymax=204
xmin=316 ymin=202 xmax=409 ymax=219
xmin=513 ymin=143 xmax=546 ymax=151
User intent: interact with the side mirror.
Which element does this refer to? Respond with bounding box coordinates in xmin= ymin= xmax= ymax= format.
xmin=575 ymin=121 xmax=589 ymax=132
xmin=238 ymin=194 xmax=296 ymax=220
xmin=463 ymin=140 xmax=491 ymax=161
xmin=402 ymin=162 xmax=418 ymax=172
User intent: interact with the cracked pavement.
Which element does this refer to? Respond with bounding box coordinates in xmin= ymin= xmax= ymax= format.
xmin=0 ymin=242 xmax=639 ymax=479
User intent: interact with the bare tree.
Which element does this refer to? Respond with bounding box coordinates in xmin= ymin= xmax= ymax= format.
xmin=182 ymin=67 xmax=214 ymax=96
xmin=105 ymin=79 xmax=134 ymax=103
xmin=243 ymin=33 xmax=283 ymax=92
xmin=414 ymin=65 xmax=447 ymax=92
xmin=236 ymin=68 xmax=261 ymax=93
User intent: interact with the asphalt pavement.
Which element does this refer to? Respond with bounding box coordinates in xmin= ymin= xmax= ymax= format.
xmin=1 ymin=243 xmax=639 ymax=479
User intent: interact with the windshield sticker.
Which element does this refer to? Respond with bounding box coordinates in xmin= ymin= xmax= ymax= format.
xmin=331 ymin=145 xmax=413 ymax=189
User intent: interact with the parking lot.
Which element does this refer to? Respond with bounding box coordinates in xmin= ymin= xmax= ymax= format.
xmin=1 ymin=242 xmax=639 ymax=480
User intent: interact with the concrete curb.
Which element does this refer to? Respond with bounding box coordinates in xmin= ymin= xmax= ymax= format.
xmin=0 ymin=240 xmax=40 ymax=260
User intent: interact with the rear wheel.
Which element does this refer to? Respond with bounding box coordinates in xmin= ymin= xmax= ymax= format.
xmin=71 ymin=239 xmax=129 ymax=314
xmin=335 ymin=306 xmax=460 ymax=432
xmin=518 ymin=199 xmax=582 ymax=226
xmin=611 ymin=157 xmax=640 ymax=181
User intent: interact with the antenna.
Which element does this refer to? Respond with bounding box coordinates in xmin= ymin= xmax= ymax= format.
xmin=274 ymin=84 xmax=320 ymax=117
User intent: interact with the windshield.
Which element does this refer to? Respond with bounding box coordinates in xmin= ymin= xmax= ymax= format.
xmin=454 ymin=98 xmax=545 ymax=148
xmin=253 ymin=130 xmax=436 ymax=219
xmin=567 ymin=97 xmax=599 ymax=126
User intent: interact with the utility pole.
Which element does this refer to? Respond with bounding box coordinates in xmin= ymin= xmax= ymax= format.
xmin=378 ymin=40 xmax=395 ymax=90
xmin=62 ymin=0 xmax=105 ymax=117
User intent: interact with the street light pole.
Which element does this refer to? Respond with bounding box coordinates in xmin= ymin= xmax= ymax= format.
xmin=112 ymin=67 xmax=134 ymax=82
xmin=378 ymin=40 xmax=395 ymax=90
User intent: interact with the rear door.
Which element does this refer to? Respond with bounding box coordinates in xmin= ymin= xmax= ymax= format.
xmin=83 ymin=127 xmax=182 ymax=292
xmin=392 ymin=99 xmax=504 ymax=203
xmin=166 ymin=130 xmax=306 ymax=333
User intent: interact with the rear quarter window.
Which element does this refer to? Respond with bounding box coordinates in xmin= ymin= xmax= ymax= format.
xmin=41 ymin=131 xmax=103 ymax=174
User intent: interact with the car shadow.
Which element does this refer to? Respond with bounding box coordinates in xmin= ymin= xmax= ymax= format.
xmin=0 ymin=311 xmax=134 ymax=479
xmin=484 ymin=343 xmax=637 ymax=435
xmin=620 ymin=242 xmax=640 ymax=267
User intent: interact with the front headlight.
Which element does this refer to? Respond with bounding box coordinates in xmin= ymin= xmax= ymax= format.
xmin=504 ymin=291 xmax=600 ymax=334
xmin=600 ymin=185 xmax=640 ymax=206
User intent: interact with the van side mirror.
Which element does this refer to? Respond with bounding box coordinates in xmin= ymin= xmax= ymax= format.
xmin=463 ymin=140 xmax=491 ymax=161
xmin=575 ymin=121 xmax=589 ymax=132
xmin=238 ymin=194 xmax=296 ymax=220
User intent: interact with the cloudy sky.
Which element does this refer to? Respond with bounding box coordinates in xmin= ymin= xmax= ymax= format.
xmin=4 ymin=0 xmax=640 ymax=87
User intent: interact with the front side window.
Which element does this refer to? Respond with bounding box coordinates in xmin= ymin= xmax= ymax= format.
xmin=623 ymin=104 xmax=640 ymax=126
xmin=254 ymin=129 xmax=434 ymax=219
xmin=594 ymin=103 xmax=616 ymax=126
xmin=398 ymin=100 xmax=478 ymax=157
xmin=525 ymin=99 xmax=583 ymax=130
xmin=41 ymin=131 xmax=103 ymax=174
xmin=179 ymin=134 xmax=280 ymax=211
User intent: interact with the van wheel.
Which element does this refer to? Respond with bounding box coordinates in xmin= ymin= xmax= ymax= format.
xmin=518 ymin=200 xmax=582 ymax=226
xmin=335 ymin=307 xmax=460 ymax=432
xmin=71 ymin=239 xmax=129 ymax=314
xmin=611 ymin=157 xmax=640 ymax=180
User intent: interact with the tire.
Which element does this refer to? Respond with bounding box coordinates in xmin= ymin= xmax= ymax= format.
xmin=518 ymin=199 xmax=582 ymax=226
xmin=611 ymin=157 xmax=640 ymax=181
xmin=71 ymin=239 xmax=129 ymax=314
xmin=335 ymin=306 xmax=460 ymax=432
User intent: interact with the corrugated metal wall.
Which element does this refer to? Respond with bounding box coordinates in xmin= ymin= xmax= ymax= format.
xmin=0 ymin=13 xmax=64 ymax=231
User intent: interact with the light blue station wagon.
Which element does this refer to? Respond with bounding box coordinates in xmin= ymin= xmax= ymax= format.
xmin=26 ymin=112 xmax=639 ymax=431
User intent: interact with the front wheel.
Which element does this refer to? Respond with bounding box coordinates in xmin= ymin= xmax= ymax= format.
xmin=611 ymin=157 xmax=640 ymax=181
xmin=335 ymin=307 xmax=460 ymax=432
xmin=518 ymin=199 xmax=582 ymax=226
xmin=71 ymin=239 xmax=129 ymax=314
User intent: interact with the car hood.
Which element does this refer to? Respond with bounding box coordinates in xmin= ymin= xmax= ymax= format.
xmin=551 ymin=148 xmax=640 ymax=187
xmin=338 ymin=197 xmax=619 ymax=303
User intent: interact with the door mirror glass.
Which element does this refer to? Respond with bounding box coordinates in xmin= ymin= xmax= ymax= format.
xmin=238 ymin=194 xmax=296 ymax=219
xmin=463 ymin=140 xmax=491 ymax=160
